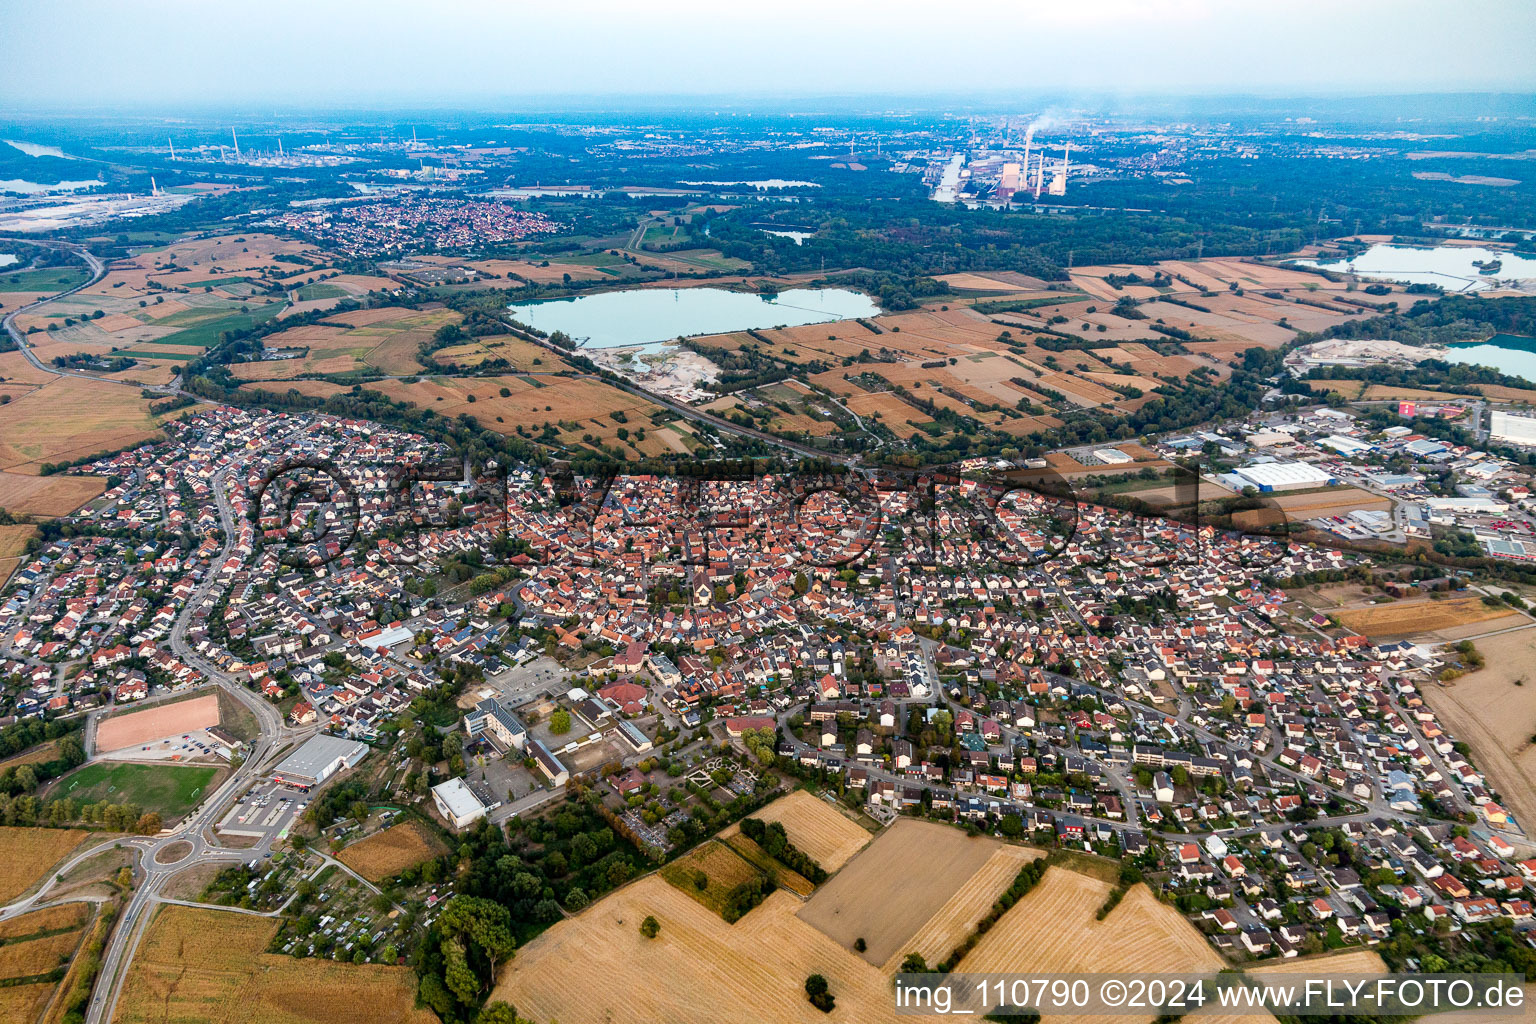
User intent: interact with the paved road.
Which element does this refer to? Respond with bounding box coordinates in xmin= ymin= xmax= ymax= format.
xmin=0 ymin=243 xmax=185 ymax=395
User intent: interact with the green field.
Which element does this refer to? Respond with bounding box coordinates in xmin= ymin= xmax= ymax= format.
xmin=150 ymin=304 xmax=285 ymax=348
xmin=181 ymin=276 xmax=253 ymax=289
xmin=59 ymin=761 xmax=219 ymax=820
xmin=295 ymin=282 xmax=347 ymax=300
xmin=0 ymin=266 xmax=89 ymax=293
xmin=125 ymin=349 xmax=198 ymax=360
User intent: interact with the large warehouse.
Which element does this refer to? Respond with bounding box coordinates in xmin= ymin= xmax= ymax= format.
xmin=270 ymin=734 xmax=369 ymax=790
xmin=1228 ymin=462 xmax=1337 ymax=493
xmin=1491 ymin=410 xmax=1536 ymax=445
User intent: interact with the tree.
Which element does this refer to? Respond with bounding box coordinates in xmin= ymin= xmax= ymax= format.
xmin=805 ymin=973 xmax=835 ymax=1012
xmin=136 ymin=812 xmax=162 ymax=834
xmin=549 ymin=710 xmax=572 ymax=735
xmin=475 ymin=1003 xmax=530 ymax=1024
xmin=640 ymin=915 xmax=660 ymax=939
xmin=439 ymin=895 xmax=516 ymax=995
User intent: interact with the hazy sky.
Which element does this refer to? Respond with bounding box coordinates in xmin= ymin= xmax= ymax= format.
xmin=4 ymin=0 xmax=1534 ymax=109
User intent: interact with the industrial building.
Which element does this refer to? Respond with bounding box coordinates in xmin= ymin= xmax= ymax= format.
xmin=432 ymin=777 xmax=491 ymax=830
xmin=1227 ymin=462 xmax=1337 ymax=492
xmin=1491 ymin=410 xmax=1536 ymax=445
xmin=270 ymin=734 xmax=369 ymax=790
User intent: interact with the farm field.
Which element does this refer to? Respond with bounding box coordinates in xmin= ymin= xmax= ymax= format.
xmin=798 ymin=818 xmax=1003 ymax=965
xmin=336 ymin=820 xmax=448 ymax=882
xmin=731 ymin=790 xmax=871 ymax=872
xmin=0 ymin=376 xmax=178 ymax=474
xmin=0 ymin=827 xmax=88 ymax=902
xmin=0 ymin=524 xmax=36 ymax=560
xmin=879 ymin=844 xmax=1042 ymax=973
xmin=431 ymin=335 xmax=572 ymax=372
xmin=493 ymin=874 xmax=955 ymax=1024
xmin=1261 ymin=486 xmax=1391 ymax=519
xmin=361 ymin=374 xmax=675 ymax=456
xmin=113 ymin=905 xmax=437 ymax=1024
xmin=659 ymin=838 xmax=765 ymax=917
xmin=1422 ymin=627 xmax=1536 ymax=834
xmin=94 ymin=693 xmax=220 ymax=753
xmin=1334 ymin=596 xmax=1523 ymax=638
xmin=958 ymin=868 xmax=1228 ymax=1021
xmin=56 ymin=761 xmax=219 ymax=820
xmin=721 ymin=833 xmax=815 ymax=897
xmin=229 ymin=305 xmax=459 ymax=379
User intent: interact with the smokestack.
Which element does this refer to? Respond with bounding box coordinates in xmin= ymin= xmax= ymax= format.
xmin=168 ymin=137 xmax=176 ymax=161
xmin=231 ymin=128 xmax=241 ymax=159
xmin=150 ymin=176 xmax=158 ymax=197
xmin=278 ymin=136 xmax=284 ymax=157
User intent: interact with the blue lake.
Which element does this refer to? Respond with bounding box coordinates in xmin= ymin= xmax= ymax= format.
xmin=1443 ymin=334 xmax=1536 ymax=385
xmin=507 ymin=286 xmax=879 ymax=349
xmin=1296 ymin=243 xmax=1536 ymax=292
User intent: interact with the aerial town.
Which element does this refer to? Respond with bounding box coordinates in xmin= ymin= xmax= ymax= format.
xmin=4 ymin=5 xmax=1536 ymax=1024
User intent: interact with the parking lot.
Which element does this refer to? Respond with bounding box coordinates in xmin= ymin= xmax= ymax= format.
xmin=99 ymin=726 xmax=230 ymax=764
xmin=217 ymin=780 xmax=303 ymax=842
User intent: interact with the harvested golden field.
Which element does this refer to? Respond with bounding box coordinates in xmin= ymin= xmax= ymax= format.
xmin=0 ymin=982 xmax=56 ymax=1024
xmin=1263 ymin=486 xmax=1391 ymax=517
xmin=722 ymin=833 xmax=815 ymax=897
xmin=239 ymin=380 xmax=348 ymax=401
xmin=230 ymin=306 xmax=459 ymax=379
xmin=0 ymin=902 xmax=88 ymax=941
xmin=799 ymin=819 xmax=1003 ymax=965
xmin=336 ymin=820 xmax=447 ymax=882
xmin=493 ymin=874 xmax=954 ymax=1024
xmin=114 ymin=905 xmax=437 ymax=1024
xmin=960 ymin=869 xmax=1224 ymax=1022
xmin=1335 ymin=596 xmax=1520 ymax=638
xmin=1423 ymin=628 xmax=1536 ymax=834
xmin=0 ymin=524 xmax=36 ymax=557
xmin=0 ymin=925 xmax=84 ymax=979
xmin=431 ymin=335 xmax=571 ymax=372
xmin=842 ymin=391 xmax=932 ymax=437
xmin=362 ymin=374 xmax=673 ymax=456
xmin=730 ymin=790 xmax=870 ymax=872
xmin=879 ymin=845 xmax=1042 ymax=973
xmin=0 ymin=376 xmax=174 ymax=473
xmin=659 ymin=839 xmax=765 ymax=917
xmin=0 ymin=828 xmax=88 ymax=902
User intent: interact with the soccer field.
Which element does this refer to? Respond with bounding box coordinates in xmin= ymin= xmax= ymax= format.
xmin=59 ymin=761 xmax=220 ymax=820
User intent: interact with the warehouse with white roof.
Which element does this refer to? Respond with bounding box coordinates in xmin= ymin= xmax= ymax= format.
xmin=1227 ymin=462 xmax=1337 ymax=493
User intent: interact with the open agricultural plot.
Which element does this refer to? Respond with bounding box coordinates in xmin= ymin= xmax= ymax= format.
xmin=95 ymin=692 xmax=220 ymax=753
xmin=336 ymin=820 xmax=448 ymax=882
xmin=798 ymin=818 xmax=1003 ymax=965
xmin=958 ymin=867 xmax=1223 ymax=985
xmin=0 ymin=523 xmax=36 ymax=557
xmin=728 ymin=790 xmax=871 ymax=872
xmin=1422 ymin=630 xmax=1536 ymax=831
xmin=0 ymin=920 xmax=86 ymax=980
xmin=659 ymin=838 xmax=767 ymax=917
xmin=0 ymin=472 xmax=105 ymax=517
xmin=1334 ymin=595 xmax=1521 ymax=638
xmin=0 ymin=981 xmax=58 ymax=1024
xmin=431 ymin=334 xmax=572 ymax=372
xmin=1262 ymin=486 xmax=1391 ymax=519
xmin=114 ymin=905 xmax=437 ymax=1024
xmin=878 ymin=844 xmax=1042 ymax=973
xmin=363 ymin=374 xmax=675 ymax=456
xmin=0 ymin=376 xmax=178 ymax=473
xmin=56 ymin=761 xmax=219 ymax=821
xmin=0 ymin=827 xmax=88 ymax=902
xmin=229 ymin=305 xmax=459 ymax=379
xmin=493 ymin=873 xmax=956 ymax=1024
xmin=721 ymin=833 xmax=816 ymax=897
xmin=0 ymin=902 xmax=89 ymax=941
